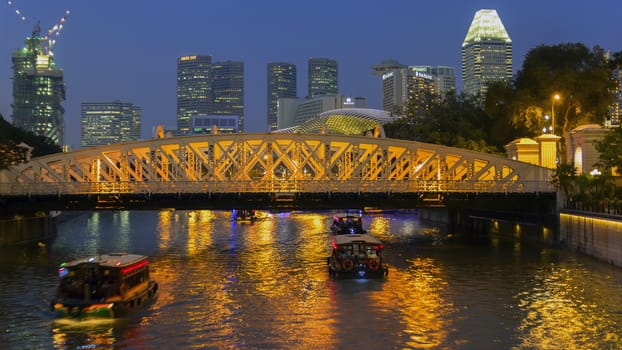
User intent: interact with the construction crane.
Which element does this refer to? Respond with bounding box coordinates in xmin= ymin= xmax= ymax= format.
xmin=6 ymin=0 xmax=70 ymax=56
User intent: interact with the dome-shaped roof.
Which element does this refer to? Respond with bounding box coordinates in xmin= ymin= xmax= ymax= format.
xmin=274 ymin=108 xmax=400 ymax=136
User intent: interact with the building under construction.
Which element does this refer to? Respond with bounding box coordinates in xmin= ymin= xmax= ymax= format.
xmin=11 ymin=23 xmax=66 ymax=147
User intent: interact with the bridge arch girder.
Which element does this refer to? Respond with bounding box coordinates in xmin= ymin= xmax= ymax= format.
xmin=0 ymin=133 xmax=555 ymax=195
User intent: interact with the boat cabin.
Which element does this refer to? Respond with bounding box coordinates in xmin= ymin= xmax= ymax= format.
xmin=331 ymin=212 xmax=366 ymax=235
xmin=52 ymin=253 xmax=157 ymax=318
xmin=328 ymin=233 xmax=388 ymax=278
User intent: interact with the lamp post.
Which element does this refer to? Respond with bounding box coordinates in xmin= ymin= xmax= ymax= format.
xmin=551 ymin=94 xmax=560 ymax=134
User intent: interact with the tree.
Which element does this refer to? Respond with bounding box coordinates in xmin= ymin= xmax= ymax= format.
xmin=0 ymin=113 xmax=61 ymax=169
xmin=511 ymin=43 xmax=615 ymax=162
xmin=384 ymin=91 xmax=500 ymax=154
xmin=550 ymin=163 xmax=577 ymax=202
xmin=594 ymin=127 xmax=622 ymax=174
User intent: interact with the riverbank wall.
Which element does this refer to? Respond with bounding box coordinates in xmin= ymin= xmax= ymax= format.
xmin=0 ymin=213 xmax=57 ymax=246
xmin=559 ymin=210 xmax=622 ymax=267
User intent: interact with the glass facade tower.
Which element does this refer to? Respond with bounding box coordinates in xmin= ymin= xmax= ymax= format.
xmin=267 ymin=62 xmax=297 ymax=131
xmin=212 ymin=61 xmax=245 ymax=132
xmin=80 ymin=101 xmax=141 ymax=148
xmin=308 ymin=58 xmax=338 ymax=97
xmin=461 ymin=9 xmax=512 ymax=99
xmin=176 ymin=55 xmax=212 ymax=135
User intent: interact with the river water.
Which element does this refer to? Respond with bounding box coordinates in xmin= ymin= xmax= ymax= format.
xmin=1 ymin=209 xmax=622 ymax=349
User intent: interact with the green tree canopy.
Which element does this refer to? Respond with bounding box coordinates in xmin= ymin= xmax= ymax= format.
xmin=509 ymin=43 xmax=615 ymax=161
xmin=595 ymin=126 xmax=622 ymax=174
xmin=0 ymin=113 xmax=61 ymax=169
xmin=384 ymin=91 xmax=500 ymax=154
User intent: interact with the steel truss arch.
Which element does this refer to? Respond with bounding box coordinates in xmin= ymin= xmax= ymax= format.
xmin=0 ymin=133 xmax=555 ymax=195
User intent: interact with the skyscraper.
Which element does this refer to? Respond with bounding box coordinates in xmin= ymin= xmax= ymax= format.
xmin=609 ymin=66 xmax=621 ymax=127
xmin=177 ymin=55 xmax=212 ymax=135
xmin=373 ymin=60 xmax=456 ymax=113
xmin=212 ymin=61 xmax=245 ymax=132
xmin=431 ymin=66 xmax=456 ymax=98
xmin=407 ymin=66 xmax=437 ymax=111
xmin=11 ymin=25 xmax=66 ymax=146
xmin=371 ymin=60 xmax=408 ymax=112
xmin=267 ymin=62 xmax=297 ymax=131
xmin=461 ymin=9 xmax=512 ymax=99
xmin=80 ymin=101 xmax=141 ymax=148
xmin=308 ymin=58 xmax=338 ymax=97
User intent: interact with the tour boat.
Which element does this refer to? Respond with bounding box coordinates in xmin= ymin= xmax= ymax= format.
xmin=234 ymin=209 xmax=257 ymax=222
xmin=327 ymin=233 xmax=388 ymax=278
xmin=330 ymin=210 xmax=366 ymax=235
xmin=50 ymin=253 xmax=158 ymax=319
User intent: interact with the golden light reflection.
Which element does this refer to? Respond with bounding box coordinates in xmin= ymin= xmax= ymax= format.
xmin=221 ymin=211 xmax=339 ymax=349
xmin=239 ymin=213 xmax=282 ymax=296
xmin=157 ymin=210 xmax=173 ymax=249
xmin=186 ymin=210 xmax=216 ymax=255
xmin=370 ymin=257 xmax=451 ymax=348
xmin=52 ymin=319 xmax=119 ymax=349
xmin=514 ymin=266 xmax=620 ymax=348
xmin=368 ymin=216 xmax=391 ymax=236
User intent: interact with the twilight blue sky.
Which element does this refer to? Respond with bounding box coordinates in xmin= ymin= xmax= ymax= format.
xmin=1 ymin=0 xmax=621 ymax=149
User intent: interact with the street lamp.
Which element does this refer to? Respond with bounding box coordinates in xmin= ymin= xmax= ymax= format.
xmin=551 ymin=94 xmax=560 ymax=134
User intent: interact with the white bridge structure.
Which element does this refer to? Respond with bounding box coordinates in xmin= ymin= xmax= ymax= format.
xmin=0 ymin=133 xmax=555 ymax=199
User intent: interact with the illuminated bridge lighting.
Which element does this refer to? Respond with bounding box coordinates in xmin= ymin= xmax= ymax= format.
xmin=0 ymin=133 xmax=554 ymax=197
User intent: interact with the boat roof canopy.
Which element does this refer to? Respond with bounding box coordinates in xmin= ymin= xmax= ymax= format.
xmin=62 ymin=253 xmax=148 ymax=268
xmin=332 ymin=233 xmax=382 ymax=245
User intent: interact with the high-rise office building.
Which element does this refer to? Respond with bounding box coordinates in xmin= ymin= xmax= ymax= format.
xmin=308 ymin=58 xmax=338 ymax=97
xmin=372 ymin=60 xmax=456 ymax=113
xmin=11 ymin=26 xmax=66 ymax=146
xmin=609 ymin=66 xmax=621 ymax=127
xmin=372 ymin=60 xmax=408 ymax=112
xmin=212 ymin=60 xmax=245 ymax=132
xmin=431 ymin=66 xmax=456 ymax=98
xmin=267 ymin=62 xmax=297 ymax=131
xmin=80 ymin=101 xmax=141 ymax=148
xmin=177 ymin=55 xmax=212 ymax=135
xmin=407 ymin=66 xmax=437 ymax=111
xmin=461 ymin=9 xmax=512 ymax=99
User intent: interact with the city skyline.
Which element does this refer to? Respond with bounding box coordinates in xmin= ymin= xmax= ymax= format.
xmin=1 ymin=1 xmax=621 ymax=149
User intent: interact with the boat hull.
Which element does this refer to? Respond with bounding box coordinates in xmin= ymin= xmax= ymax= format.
xmin=327 ymin=260 xmax=388 ymax=279
xmin=52 ymin=281 xmax=158 ymax=319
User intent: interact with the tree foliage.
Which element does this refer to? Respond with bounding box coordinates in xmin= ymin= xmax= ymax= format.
xmin=508 ymin=43 xmax=615 ymax=161
xmin=595 ymin=126 xmax=622 ymax=174
xmin=0 ymin=113 xmax=61 ymax=169
xmin=384 ymin=91 xmax=501 ymax=154
xmin=385 ymin=43 xmax=619 ymax=161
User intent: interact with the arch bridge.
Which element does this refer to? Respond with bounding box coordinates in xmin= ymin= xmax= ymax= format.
xmin=0 ymin=133 xmax=555 ymax=211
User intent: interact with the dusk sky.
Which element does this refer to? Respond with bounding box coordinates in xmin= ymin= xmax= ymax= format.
xmin=1 ymin=0 xmax=621 ymax=149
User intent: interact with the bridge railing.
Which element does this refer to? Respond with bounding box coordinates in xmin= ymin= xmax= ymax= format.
xmin=0 ymin=179 xmax=555 ymax=196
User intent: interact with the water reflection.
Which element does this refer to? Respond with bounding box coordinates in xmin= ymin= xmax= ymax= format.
xmin=52 ymin=319 xmax=121 ymax=349
xmin=515 ymin=264 xmax=622 ymax=349
xmin=1 ymin=210 xmax=622 ymax=349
